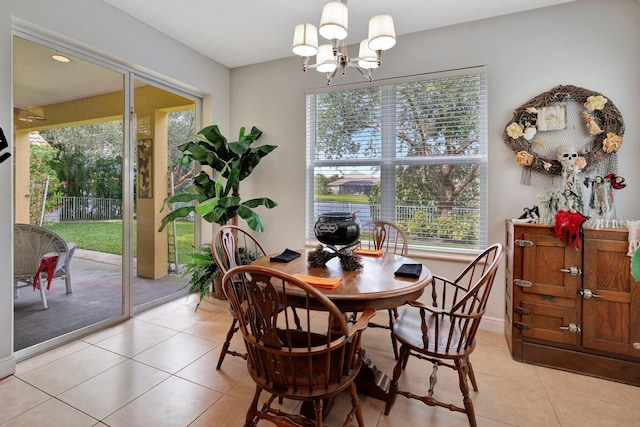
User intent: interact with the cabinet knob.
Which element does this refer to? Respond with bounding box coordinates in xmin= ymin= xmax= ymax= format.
xmin=559 ymin=323 xmax=581 ymax=333
xmin=578 ymin=288 xmax=603 ymax=299
xmin=560 ymin=266 xmax=582 ymax=276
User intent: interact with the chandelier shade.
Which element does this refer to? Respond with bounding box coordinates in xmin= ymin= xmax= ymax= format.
xmin=292 ymin=0 xmax=395 ymax=85
xmin=368 ymin=14 xmax=396 ymax=51
xmin=316 ymin=44 xmax=338 ymax=73
xmin=292 ymin=23 xmax=319 ymax=57
xmin=357 ymin=40 xmax=378 ymax=69
xmin=319 ymin=1 xmax=348 ymax=41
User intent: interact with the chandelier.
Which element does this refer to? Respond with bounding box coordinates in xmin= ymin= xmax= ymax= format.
xmin=292 ymin=0 xmax=396 ymax=85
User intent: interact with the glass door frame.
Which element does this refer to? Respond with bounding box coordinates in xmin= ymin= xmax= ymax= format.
xmin=12 ymin=26 xmax=202 ymax=359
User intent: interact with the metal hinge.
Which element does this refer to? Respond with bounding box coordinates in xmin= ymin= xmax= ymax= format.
xmin=515 ymin=239 xmax=533 ymax=247
xmin=514 ymin=306 xmax=531 ymax=315
xmin=514 ymin=279 xmax=533 ymax=288
xmin=514 ymin=321 xmax=531 ymax=330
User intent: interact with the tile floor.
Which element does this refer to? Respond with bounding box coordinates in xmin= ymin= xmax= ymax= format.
xmin=3 ymin=295 xmax=640 ymax=426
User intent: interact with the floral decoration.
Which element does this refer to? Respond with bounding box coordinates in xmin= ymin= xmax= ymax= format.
xmin=506 ymin=122 xmax=524 ymax=139
xmin=502 ymin=84 xmax=625 ymax=177
xmin=584 ymin=95 xmax=608 ymax=111
xmin=515 ymin=151 xmax=533 ymax=166
xmin=574 ymin=156 xmax=587 ymax=170
xmin=602 ymin=132 xmax=623 ymax=153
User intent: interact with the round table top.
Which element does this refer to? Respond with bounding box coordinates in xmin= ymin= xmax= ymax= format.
xmin=252 ymin=248 xmax=432 ymax=312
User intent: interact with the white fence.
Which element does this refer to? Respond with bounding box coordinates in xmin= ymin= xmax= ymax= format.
xmin=49 ymin=197 xmax=194 ymax=222
xmin=54 ymin=197 xmax=122 ymax=221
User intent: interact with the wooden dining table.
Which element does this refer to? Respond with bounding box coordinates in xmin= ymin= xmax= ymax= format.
xmin=252 ymin=247 xmax=432 ymax=404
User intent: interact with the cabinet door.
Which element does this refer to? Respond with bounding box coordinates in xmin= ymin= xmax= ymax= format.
xmin=522 ymin=233 xmax=582 ymax=298
xmin=582 ymin=238 xmax=640 ymax=357
xmin=520 ymin=295 xmax=579 ymax=345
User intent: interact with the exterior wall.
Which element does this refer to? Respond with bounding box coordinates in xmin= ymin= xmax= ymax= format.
xmin=0 ymin=0 xmax=230 ymax=377
xmin=230 ymin=0 xmax=640 ymax=329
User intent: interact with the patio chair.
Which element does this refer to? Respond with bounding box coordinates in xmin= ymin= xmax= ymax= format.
xmin=14 ymin=223 xmax=76 ymax=310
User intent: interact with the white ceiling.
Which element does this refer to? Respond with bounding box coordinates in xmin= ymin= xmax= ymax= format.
xmin=101 ymin=0 xmax=577 ymax=68
xmin=15 ymin=0 xmax=578 ymax=111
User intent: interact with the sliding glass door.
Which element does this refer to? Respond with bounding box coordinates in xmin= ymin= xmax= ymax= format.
xmin=13 ymin=34 xmax=198 ymax=355
xmin=131 ymin=77 xmax=196 ymax=310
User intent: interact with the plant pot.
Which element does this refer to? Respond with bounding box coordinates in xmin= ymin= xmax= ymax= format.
xmin=212 ymin=274 xmax=227 ymax=300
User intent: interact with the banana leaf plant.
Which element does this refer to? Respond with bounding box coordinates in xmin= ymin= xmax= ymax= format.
xmin=158 ymin=125 xmax=277 ymax=232
xmin=158 ymin=125 xmax=277 ymax=304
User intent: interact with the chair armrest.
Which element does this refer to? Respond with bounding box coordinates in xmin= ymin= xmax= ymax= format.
xmin=67 ymin=241 xmax=77 ymax=255
xmin=53 ymin=242 xmax=76 ymax=274
xmin=406 ymin=300 xmax=448 ymax=315
xmin=407 ymin=300 xmax=485 ymax=321
xmin=348 ymin=307 xmax=376 ymax=337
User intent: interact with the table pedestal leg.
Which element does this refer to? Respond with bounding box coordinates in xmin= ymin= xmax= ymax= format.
xmin=300 ymin=350 xmax=392 ymax=419
xmin=354 ymin=349 xmax=392 ymax=401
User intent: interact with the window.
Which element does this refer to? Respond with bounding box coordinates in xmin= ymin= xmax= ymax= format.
xmin=306 ymin=67 xmax=487 ymax=252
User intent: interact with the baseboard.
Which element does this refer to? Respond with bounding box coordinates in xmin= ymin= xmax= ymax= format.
xmin=480 ymin=315 xmax=505 ymax=334
xmin=0 ymin=354 xmax=16 ymax=379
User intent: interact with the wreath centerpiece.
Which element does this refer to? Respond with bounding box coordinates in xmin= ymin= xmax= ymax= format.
xmin=502 ymin=84 xmax=624 ymax=178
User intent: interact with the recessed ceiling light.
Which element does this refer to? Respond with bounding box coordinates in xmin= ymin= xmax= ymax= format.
xmin=51 ymin=54 xmax=70 ymax=63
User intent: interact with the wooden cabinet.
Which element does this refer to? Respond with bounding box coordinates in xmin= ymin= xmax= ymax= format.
xmin=505 ymin=221 xmax=640 ymax=385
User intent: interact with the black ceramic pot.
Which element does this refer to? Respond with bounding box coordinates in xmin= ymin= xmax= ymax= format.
xmin=314 ymin=212 xmax=360 ymax=246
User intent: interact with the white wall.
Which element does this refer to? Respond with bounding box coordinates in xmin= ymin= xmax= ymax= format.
xmin=231 ymin=0 xmax=640 ymax=329
xmin=0 ymin=0 xmax=230 ymax=377
xmin=1 ymin=0 xmax=638 ymax=378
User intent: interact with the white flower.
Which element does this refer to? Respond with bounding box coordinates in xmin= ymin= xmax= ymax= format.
xmin=523 ymin=127 xmax=537 ymax=141
xmin=506 ymin=122 xmax=524 ymax=139
xmin=584 ymin=95 xmax=607 ymax=111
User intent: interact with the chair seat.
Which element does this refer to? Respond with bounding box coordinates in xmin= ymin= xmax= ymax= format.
xmin=394 ymin=306 xmax=475 ymax=358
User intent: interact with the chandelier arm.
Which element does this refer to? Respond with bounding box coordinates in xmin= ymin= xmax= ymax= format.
xmin=326 ymin=67 xmax=339 ymax=85
xmin=352 ymin=63 xmax=374 ymax=82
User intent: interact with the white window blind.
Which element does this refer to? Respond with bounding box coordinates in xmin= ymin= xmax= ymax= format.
xmin=306 ymin=67 xmax=488 ymax=253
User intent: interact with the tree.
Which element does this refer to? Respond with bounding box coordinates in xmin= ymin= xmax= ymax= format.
xmin=40 ymin=121 xmax=123 ymax=198
xmin=167 ymin=110 xmax=195 ymax=193
xmin=29 ymin=142 xmax=65 ymax=224
xmin=316 ymin=75 xmax=482 ymax=216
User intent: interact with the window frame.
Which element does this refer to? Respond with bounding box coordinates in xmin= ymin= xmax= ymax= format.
xmin=305 ymin=66 xmax=488 ymax=255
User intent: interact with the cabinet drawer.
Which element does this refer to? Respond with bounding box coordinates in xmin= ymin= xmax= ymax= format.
xmin=519 ymin=301 xmax=579 ymax=346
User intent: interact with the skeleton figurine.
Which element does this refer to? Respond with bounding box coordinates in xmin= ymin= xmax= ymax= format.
xmin=555 ymin=145 xmax=583 ymax=213
xmin=585 ymin=175 xmax=611 ymax=218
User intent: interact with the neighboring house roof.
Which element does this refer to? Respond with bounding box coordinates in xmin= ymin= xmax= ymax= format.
xmin=328 ymin=172 xmax=379 ymax=187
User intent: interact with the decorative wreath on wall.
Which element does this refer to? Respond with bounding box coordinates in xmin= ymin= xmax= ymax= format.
xmin=502 ymin=84 xmax=625 ymax=177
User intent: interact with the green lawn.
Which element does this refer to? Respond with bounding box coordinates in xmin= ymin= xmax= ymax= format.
xmin=45 ymin=220 xmax=195 ymax=265
xmin=315 ymin=194 xmax=368 ymax=203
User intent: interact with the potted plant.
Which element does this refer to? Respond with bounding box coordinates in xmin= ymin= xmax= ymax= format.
xmin=159 ymin=125 xmax=277 ymax=303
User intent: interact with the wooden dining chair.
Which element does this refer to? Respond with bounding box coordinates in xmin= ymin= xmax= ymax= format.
xmin=358 ymin=220 xmax=409 ymax=359
xmin=222 ymin=264 xmax=375 ymax=427
xmin=211 ymin=225 xmax=301 ymax=370
xmin=384 ymin=243 xmax=504 ymax=427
